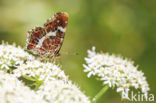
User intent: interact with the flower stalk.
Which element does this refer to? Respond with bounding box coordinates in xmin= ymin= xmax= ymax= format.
xmin=92 ymin=85 xmax=109 ymax=103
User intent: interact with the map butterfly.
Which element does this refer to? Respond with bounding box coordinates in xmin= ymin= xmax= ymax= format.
xmin=26 ymin=12 xmax=68 ymax=59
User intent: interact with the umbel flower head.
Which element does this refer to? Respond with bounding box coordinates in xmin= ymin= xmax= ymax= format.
xmin=83 ymin=47 xmax=150 ymax=99
xmin=0 ymin=42 xmax=34 ymax=71
xmin=0 ymin=71 xmax=47 ymax=103
xmin=13 ymin=60 xmax=68 ymax=81
xmin=0 ymin=42 xmax=90 ymax=103
xmin=37 ymin=80 xmax=90 ymax=103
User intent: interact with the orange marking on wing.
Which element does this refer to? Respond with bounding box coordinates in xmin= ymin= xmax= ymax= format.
xmin=27 ymin=44 xmax=34 ymax=50
xmin=39 ymin=48 xmax=45 ymax=53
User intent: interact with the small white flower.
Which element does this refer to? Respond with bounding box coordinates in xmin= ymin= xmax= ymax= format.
xmin=1 ymin=64 xmax=10 ymax=70
xmin=83 ymin=64 xmax=98 ymax=77
xmin=87 ymin=46 xmax=96 ymax=57
xmin=83 ymin=47 xmax=150 ymax=99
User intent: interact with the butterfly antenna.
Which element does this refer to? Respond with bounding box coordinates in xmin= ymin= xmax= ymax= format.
xmin=61 ymin=51 xmax=79 ymax=56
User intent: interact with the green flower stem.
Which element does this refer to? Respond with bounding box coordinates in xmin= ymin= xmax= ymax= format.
xmin=92 ymin=85 xmax=109 ymax=103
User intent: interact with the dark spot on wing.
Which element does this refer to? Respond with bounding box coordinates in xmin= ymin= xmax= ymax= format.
xmin=49 ymin=36 xmax=55 ymax=39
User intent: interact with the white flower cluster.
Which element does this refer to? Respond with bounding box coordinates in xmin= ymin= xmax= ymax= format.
xmin=0 ymin=71 xmax=47 ymax=103
xmin=83 ymin=47 xmax=150 ymax=99
xmin=0 ymin=43 xmax=90 ymax=103
xmin=13 ymin=60 xmax=68 ymax=81
xmin=0 ymin=43 xmax=34 ymax=71
xmin=37 ymin=80 xmax=90 ymax=103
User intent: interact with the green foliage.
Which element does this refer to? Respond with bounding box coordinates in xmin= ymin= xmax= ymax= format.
xmin=19 ymin=75 xmax=44 ymax=91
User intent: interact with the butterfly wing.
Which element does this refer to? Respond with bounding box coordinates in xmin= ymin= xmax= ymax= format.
xmin=42 ymin=12 xmax=68 ymax=58
xmin=26 ymin=27 xmax=46 ymax=53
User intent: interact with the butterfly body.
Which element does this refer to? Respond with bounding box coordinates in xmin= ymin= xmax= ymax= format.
xmin=26 ymin=12 xmax=68 ymax=59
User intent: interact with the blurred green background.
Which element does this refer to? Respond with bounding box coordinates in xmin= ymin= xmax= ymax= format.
xmin=0 ymin=0 xmax=155 ymax=102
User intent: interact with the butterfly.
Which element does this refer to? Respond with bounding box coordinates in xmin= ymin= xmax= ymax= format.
xmin=26 ymin=12 xmax=68 ymax=59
